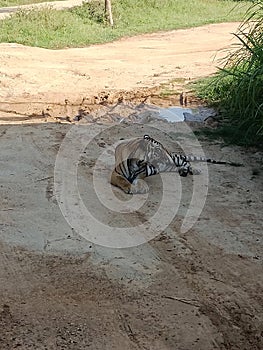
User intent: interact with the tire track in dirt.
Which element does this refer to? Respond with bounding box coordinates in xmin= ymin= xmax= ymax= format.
xmin=150 ymin=224 xmax=263 ymax=350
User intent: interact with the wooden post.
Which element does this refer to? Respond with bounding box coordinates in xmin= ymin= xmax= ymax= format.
xmin=105 ymin=0 xmax=114 ymax=27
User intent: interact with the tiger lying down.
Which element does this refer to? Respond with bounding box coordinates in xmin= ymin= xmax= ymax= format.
xmin=110 ymin=135 xmax=242 ymax=194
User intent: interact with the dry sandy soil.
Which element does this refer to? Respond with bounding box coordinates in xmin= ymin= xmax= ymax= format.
xmin=0 ymin=22 xmax=263 ymax=350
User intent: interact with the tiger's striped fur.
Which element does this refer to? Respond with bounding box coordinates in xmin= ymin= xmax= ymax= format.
xmin=110 ymin=134 xmax=242 ymax=194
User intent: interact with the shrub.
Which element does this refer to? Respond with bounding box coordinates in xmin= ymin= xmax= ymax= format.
xmin=198 ymin=0 xmax=263 ymax=146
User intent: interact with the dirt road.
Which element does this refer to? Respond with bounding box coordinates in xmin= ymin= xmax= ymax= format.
xmin=0 ymin=0 xmax=84 ymax=20
xmin=0 ymin=22 xmax=239 ymax=120
xmin=0 ymin=23 xmax=263 ymax=350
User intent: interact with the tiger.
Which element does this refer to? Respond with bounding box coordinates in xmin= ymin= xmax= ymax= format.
xmin=110 ymin=134 xmax=242 ymax=194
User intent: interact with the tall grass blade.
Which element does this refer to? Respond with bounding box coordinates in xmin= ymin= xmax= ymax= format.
xmin=198 ymin=0 xmax=263 ymax=146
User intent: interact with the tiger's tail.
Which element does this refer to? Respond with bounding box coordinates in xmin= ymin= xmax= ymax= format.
xmin=185 ymin=155 xmax=243 ymax=167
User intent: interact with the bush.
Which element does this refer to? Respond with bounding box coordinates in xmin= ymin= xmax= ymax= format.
xmin=198 ymin=0 xmax=263 ymax=146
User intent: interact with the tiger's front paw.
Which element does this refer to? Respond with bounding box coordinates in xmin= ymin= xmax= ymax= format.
xmin=129 ymin=179 xmax=149 ymax=194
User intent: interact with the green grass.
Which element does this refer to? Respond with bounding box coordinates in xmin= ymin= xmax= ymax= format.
xmin=195 ymin=0 xmax=263 ymax=147
xmin=0 ymin=0 xmax=63 ymax=7
xmin=0 ymin=0 xmax=250 ymax=49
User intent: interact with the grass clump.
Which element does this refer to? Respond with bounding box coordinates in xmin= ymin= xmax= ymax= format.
xmin=196 ymin=0 xmax=263 ymax=147
xmin=0 ymin=5 xmax=116 ymax=47
xmin=0 ymin=0 xmax=251 ymax=48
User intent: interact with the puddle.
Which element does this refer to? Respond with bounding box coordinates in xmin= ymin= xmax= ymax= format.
xmin=159 ymin=106 xmax=195 ymax=122
xmin=158 ymin=106 xmax=217 ymax=123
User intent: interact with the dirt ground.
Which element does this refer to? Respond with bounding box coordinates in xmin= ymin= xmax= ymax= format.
xmin=0 ymin=23 xmax=263 ymax=350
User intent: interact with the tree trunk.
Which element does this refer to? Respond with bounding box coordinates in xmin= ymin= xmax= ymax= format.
xmin=105 ymin=0 xmax=114 ymax=27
